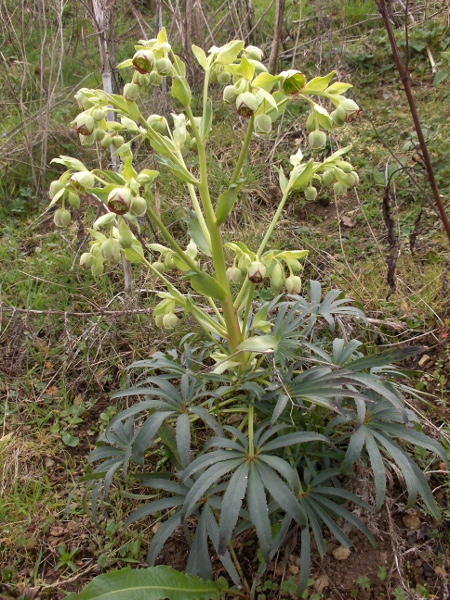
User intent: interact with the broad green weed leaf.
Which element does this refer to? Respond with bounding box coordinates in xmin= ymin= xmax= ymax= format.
xmin=64 ymin=565 xmax=227 ymax=600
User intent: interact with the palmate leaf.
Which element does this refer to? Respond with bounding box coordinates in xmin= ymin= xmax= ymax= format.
xmin=64 ymin=566 xmax=228 ymax=600
xmin=287 ymin=368 xmax=364 ymax=413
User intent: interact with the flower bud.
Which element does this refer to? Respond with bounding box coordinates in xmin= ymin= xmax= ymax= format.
xmin=70 ymin=170 xmax=95 ymax=189
xmin=112 ymin=135 xmax=125 ymax=149
xmin=101 ymin=133 xmax=113 ymax=149
xmin=130 ymin=195 xmax=147 ymax=217
xmin=331 ymin=106 xmax=346 ymax=127
xmin=306 ymin=112 xmax=316 ymax=133
xmin=101 ymin=239 xmax=115 ymax=260
xmin=147 ymin=114 xmax=167 ymax=134
xmin=217 ymin=70 xmax=231 ymax=85
xmin=236 ymin=92 xmax=258 ymax=118
xmin=154 ymin=314 xmax=164 ymax=328
xmin=67 ymin=190 xmax=80 ymax=209
xmin=244 ymin=45 xmax=263 ymax=61
xmin=136 ymin=173 xmax=154 ymax=185
xmin=93 ymin=128 xmax=106 ymax=142
xmin=92 ymin=109 xmax=106 ymax=122
xmin=118 ymin=217 xmax=134 ymax=248
xmin=223 ymin=85 xmax=239 ymax=105
xmin=75 ymin=113 xmax=95 ymax=136
xmin=333 ymin=181 xmax=348 ymax=196
xmin=344 ymin=172 xmax=358 ymax=188
xmin=308 ymin=130 xmax=327 ymax=150
xmin=136 ymin=72 xmax=151 ymax=87
xmin=254 ymin=114 xmax=272 ymax=135
xmin=123 ymin=82 xmax=140 ymax=101
xmin=156 ymin=57 xmax=172 ymax=76
xmin=164 ymin=253 xmax=175 ymax=270
xmin=186 ymin=240 xmax=198 ymax=260
xmin=108 ymin=187 xmax=132 ymax=215
xmin=238 ymin=254 xmax=251 ymax=274
xmin=341 ymin=98 xmax=359 ymax=116
xmin=270 ymin=262 xmax=285 ymax=292
xmin=163 ymin=312 xmax=179 ymax=329
xmin=80 ymin=133 xmax=95 ymax=146
xmin=132 ymin=49 xmax=155 ymax=74
xmin=322 ymin=170 xmax=335 ymax=186
xmin=247 ymin=261 xmax=266 ymax=284
xmin=80 ymin=252 xmax=94 ymax=269
xmin=49 ymin=180 xmax=64 ymax=199
xmin=285 ymin=275 xmax=302 ymax=294
xmin=304 ymin=186 xmax=318 ymax=201
xmin=152 ymin=261 xmax=165 ymax=273
xmin=226 ymin=266 xmax=243 ymax=284
xmin=149 ymin=71 xmax=163 ymax=86
xmin=54 ymin=208 xmax=71 ymax=228
xmin=350 ymin=171 xmax=359 ymax=186
xmin=279 ymin=70 xmax=307 ymax=95
xmin=110 ymin=240 xmax=121 ymax=262
xmin=91 ymin=255 xmax=104 ymax=277
xmin=91 ymin=244 xmax=101 ymax=257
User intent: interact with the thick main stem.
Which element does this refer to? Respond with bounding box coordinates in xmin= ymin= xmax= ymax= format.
xmin=377 ymin=0 xmax=450 ymax=245
xmin=186 ymin=106 xmax=243 ymax=352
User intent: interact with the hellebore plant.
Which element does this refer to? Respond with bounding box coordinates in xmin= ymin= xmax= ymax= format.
xmin=51 ymin=31 xmax=447 ymax=598
xmin=49 ymin=29 xmax=360 ymax=367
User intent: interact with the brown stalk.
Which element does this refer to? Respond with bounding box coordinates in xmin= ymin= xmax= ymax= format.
xmin=376 ymin=0 xmax=450 ymax=245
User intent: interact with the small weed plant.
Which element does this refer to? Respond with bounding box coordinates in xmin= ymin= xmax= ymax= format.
xmin=49 ymin=31 xmax=447 ymax=599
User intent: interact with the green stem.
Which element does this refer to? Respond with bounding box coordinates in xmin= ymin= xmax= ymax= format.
xmin=230 ymin=115 xmax=255 ymax=185
xmin=146 ymin=204 xmax=199 ymax=272
xmin=186 ymin=182 xmax=211 ymax=247
xmin=234 ymin=275 xmax=250 ymax=311
xmin=142 ymin=257 xmax=227 ymax=338
xmin=248 ymin=403 xmax=254 ymax=458
xmin=257 ymin=186 xmax=290 ymax=255
xmin=242 ymin=282 xmax=255 ymax=335
xmin=207 ymin=296 xmax=226 ymax=326
xmin=202 ymin=69 xmax=210 ymax=120
xmin=186 ymin=104 xmax=243 ymax=352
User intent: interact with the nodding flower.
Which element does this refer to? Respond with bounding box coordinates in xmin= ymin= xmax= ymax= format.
xmin=107 ymin=188 xmax=132 ymax=215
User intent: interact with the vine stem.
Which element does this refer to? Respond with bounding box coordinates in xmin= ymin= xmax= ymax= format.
xmin=376 ymin=0 xmax=450 ymax=245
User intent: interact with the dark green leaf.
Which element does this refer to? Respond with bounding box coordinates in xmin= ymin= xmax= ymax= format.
xmin=176 ymin=413 xmax=191 ymax=468
xmin=132 ymin=412 xmax=176 ymax=464
xmin=187 ymin=509 xmax=212 ymax=579
xmin=218 ymin=462 xmax=250 ymax=555
xmin=124 ymin=496 xmax=184 ymax=527
xmin=247 ymin=463 xmax=272 ymax=557
xmin=256 ymin=462 xmax=306 ymax=527
xmin=183 ymin=459 xmax=244 ymax=519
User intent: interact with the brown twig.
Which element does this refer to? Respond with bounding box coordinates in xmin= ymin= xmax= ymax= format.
xmin=375 ymin=0 xmax=450 ymax=245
